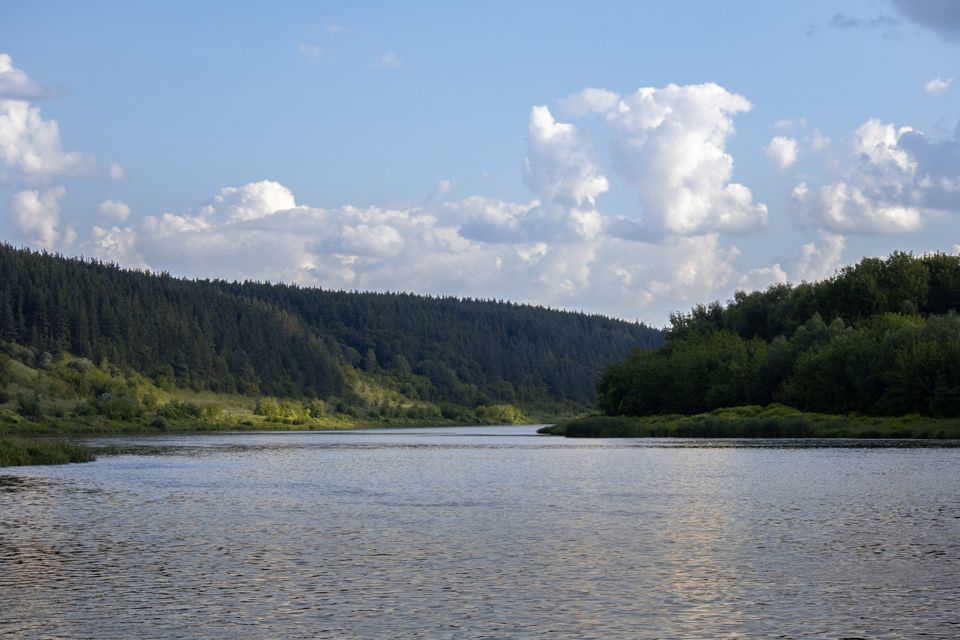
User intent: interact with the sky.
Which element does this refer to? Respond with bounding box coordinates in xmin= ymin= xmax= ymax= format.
xmin=1 ymin=0 xmax=959 ymax=325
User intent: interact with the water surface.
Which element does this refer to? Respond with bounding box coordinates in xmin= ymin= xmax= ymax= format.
xmin=2 ymin=426 xmax=959 ymax=638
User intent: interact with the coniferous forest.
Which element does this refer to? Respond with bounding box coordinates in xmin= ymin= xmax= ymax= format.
xmin=0 ymin=243 xmax=662 ymax=410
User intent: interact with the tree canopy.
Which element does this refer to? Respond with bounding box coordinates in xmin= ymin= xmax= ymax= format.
xmin=0 ymin=243 xmax=662 ymax=407
xmin=599 ymin=252 xmax=960 ymax=418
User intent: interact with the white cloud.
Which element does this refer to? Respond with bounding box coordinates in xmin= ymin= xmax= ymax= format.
xmin=791 ymin=118 xmax=924 ymax=234
xmin=9 ymin=186 xmax=67 ymax=249
xmin=809 ymin=129 xmax=832 ymax=152
xmin=0 ymin=53 xmax=50 ymax=99
xmin=773 ymin=116 xmax=806 ymax=131
xmin=924 ymin=77 xmax=953 ymax=95
xmin=198 ymin=180 xmax=299 ymax=222
xmin=643 ymin=234 xmax=740 ymax=300
xmin=376 ymin=52 xmax=401 ymax=68
xmin=794 ymin=230 xmax=846 ymax=282
xmin=564 ymin=83 xmax=767 ymax=237
xmin=0 ymin=55 xmax=120 ymax=184
xmin=428 ymin=179 xmax=455 ymax=201
xmin=96 ymin=199 xmax=131 ymax=222
xmin=125 ymin=179 xmax=773 ymax=323
xmin=738 ymin=263 xmax=789 ymax=292
xmin=793 ymin=180 xmax=922 ymax=234
xmin=0 ymin=99 xmax=98 ymax=180
xmin=766 ymin=136 xmax=799 ymax=169
xmin=452 ymin=106 xmax=608 ymax=245
xmin=86 ymin=225 xmax=150 ymax=270
xmin=524 ymin=105 xmax=609 ymax=209
xmin=297 ymin=44 xmax=322 ymax=61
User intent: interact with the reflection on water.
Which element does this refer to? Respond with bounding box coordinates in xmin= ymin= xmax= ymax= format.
xmin=2 ymin=426 xmax=959 ymax=638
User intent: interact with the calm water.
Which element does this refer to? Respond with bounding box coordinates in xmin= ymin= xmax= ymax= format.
xmin=1 ymin=426 xmax=959 ymax=639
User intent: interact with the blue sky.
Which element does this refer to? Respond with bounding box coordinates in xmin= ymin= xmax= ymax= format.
xmin=1 ymin=0 xmax=958 ymax=323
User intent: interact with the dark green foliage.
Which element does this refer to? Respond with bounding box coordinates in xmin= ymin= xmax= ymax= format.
xmin=16 ymin=394 xmax=43 ymax=419
xmin=0 ymin=437 xmax=95 ymax=466
xmin=542 ymin=406 xmax=960 ymax=439
xmin=0 ymin=243 xmax=661 ymax=407
xmin=600 ymin=252 xmax=960 ymax=418
xmin=156 ymin=400 xmax=206 ymax=420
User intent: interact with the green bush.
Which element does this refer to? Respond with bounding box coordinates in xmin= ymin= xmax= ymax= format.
xmin=476 ymin=403 xmax=526 ymax=424
xmin=0 ymin=437 xmax=95 ymax=467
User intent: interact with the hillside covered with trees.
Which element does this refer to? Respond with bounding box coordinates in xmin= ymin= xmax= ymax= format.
xmin=597 ymin=252 xmax=960 ymax=419
xmin=0 ymin=243 xmax=661 ymax=416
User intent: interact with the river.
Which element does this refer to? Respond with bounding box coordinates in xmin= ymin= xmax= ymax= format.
xmin=2 ymin=426 xmax=959 ymax=638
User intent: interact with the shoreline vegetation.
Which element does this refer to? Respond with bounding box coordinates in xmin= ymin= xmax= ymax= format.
xmin=0 ymin=437 xmax=96 ymax=467
xmin=537 ymin=405 xmax=960 ymax=439
xmin=0 ymin=342 xmax=566 ymax=467
xmin=0 ymin=243 xmax=658 ymax=465
xmin=565 ymin=252 xmax=960 ymax=440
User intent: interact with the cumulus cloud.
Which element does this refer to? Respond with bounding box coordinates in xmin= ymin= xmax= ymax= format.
xmin=118 ymin=178 xmax=770 ymax=322
xmin=900 ymin=125 xmax=960 ymax=211
xmin=0 ymin=55 xmax=122 ymax=183
xmin=643 ymin=234 xmax=740 ymax=300
xmin=893 ymin=0 xmax=960 ymax=39
xmin=198 ymin=180 xmax=299 ymax=222
xmin=9 ymin=186 xmax=67 ymax=249
xmin=738 ymin=263 xmax=789 ymax=292
xmin=0 ymin=99 xmax=98 ymax=180
xmin=451 ymin=106 xmax=608 ymax=245
xmin=563 ymin=83 xmax=767 ymax=237
xmin=766 ymin=136 xmax=799 ymax=169
xmin=924 ymin=77 xmax=953 ymax=95
xmin=0 ymin=53 xmax=50 ymax=99
xmin=96 ymin=199 xmax=131 ymax=222
xmin=794 ymin=231 xmax=846 ymax=282
xmin=791 ymin=118 xmax=927 ymax=234
xmin=85 ymin=225 xmax=150 ymax=270
xmin=523 ymin=106 xmax=609 ymax=209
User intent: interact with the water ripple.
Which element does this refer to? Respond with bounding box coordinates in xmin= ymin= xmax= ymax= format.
xmin=1 ymin=426 xmax=958 ymax=638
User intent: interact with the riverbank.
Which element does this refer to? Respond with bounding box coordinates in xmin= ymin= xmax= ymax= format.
xmin=538 ymin=405 xmax=960 ymax=439
xmin=0 ymin=413 xmax=553 ymax=467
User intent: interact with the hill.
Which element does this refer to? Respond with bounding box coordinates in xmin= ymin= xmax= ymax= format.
xmin=0 ymin=243 xmax=662 ymax=428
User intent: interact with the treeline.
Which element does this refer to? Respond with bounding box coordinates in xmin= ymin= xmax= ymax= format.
xmin=217 ymin=281 xmax=660 ymax=404
xmin=598 ymin=252 xmax=960 ymax=418
xmin=0 ymin=244 xmax=661 ymax=406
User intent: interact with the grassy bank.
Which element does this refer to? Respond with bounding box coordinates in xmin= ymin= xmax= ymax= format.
xmin=0 ymin=437 xmax=96 ymax=467
xmin=538 ymin=405 xmax=960 ymax=439
xmin=0 ymin=345 xmax=567 ymax=440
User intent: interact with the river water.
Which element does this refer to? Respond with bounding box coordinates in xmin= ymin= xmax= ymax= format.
xmin=1 ymin=426 xmax=959 ymax=638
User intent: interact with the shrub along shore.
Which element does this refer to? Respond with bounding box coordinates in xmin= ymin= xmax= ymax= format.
xmin=0 ymin=437 xmax=96 ymax=467
xmin=538 ymin=405 xmax=960 ymax=439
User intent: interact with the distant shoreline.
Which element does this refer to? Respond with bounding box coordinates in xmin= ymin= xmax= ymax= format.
xmin=538 ymin=405 xmax=960 ymax=439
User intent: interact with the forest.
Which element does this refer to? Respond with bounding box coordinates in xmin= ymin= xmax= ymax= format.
xmin=597 ymin=251 xmax=960 ymax=419
xmin=0 ymin=243 xmax=661 ymax=414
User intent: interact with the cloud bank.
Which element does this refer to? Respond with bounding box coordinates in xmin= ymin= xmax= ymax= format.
xmin=12 ymin=53 xmax=960 ymax=323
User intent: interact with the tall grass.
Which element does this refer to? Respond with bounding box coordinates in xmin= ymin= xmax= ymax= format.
xmin=539 ymin=405 xmax=960 ymax=439
xmin=0 ymin=437 xmax=95 ymax=467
